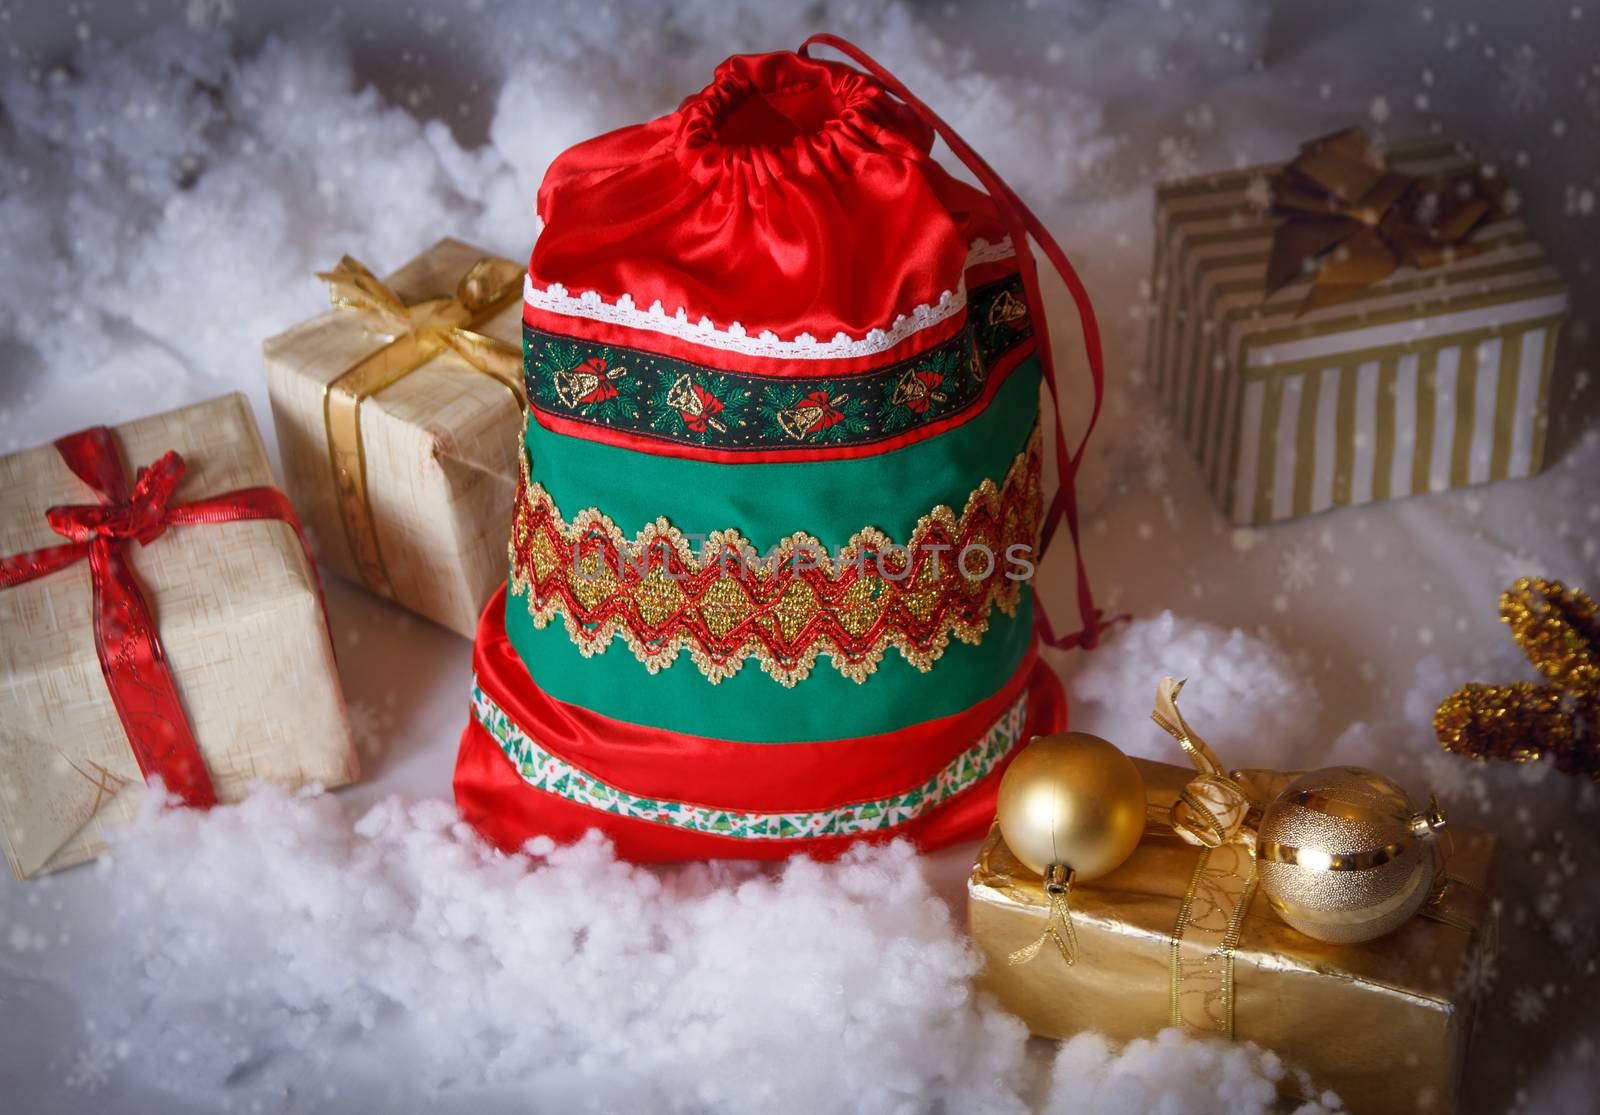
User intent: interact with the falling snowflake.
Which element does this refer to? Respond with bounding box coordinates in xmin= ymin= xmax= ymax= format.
xmin=1156 ymin=134 xmax=1199 ymax=179
xmin=1499 ymin=44 xmax=1548 ymax=112
xmin=1070 ymin=141 xmax=1127 ymax=199
xmin=346 ymin=698 xmax=394 ymax=761
xmin=1556 ymin=919 xmax=1598 ymax=965
xmin=1493 ymin=547 xmax=1548 ymax=588
xmin=1279 ymin=544 xmax=1318 ymax=593
xmin=1456 ymin=927 xmax=1500 ymax=999
xmin=1511 ymin=986 xmax=1547 ymax=1025
xmin=1243 ymin=174 xmax=1272 ymax=210
xmin=1143 ymin=460 xmax=1169 ymax=493
xmin=1136 ymin=414 xmax=1174 ymax=464
xmin=184 ymin=0 xmax=238 ymax=29
xmin=1420 ymin=751 xmax=1483 ymax=803
xmin=65 ymin=1043 xmax=115 ymax=1092
xmin=1182 ymin=103 xmax=1216 ymax=134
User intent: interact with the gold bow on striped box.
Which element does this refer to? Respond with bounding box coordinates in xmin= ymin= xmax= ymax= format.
xmin=1148 ymin=133 xmax=1568 ymax=525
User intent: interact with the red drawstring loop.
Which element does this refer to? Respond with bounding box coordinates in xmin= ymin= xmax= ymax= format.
xmin=801 ymin=33 xmax=1115 ymax=650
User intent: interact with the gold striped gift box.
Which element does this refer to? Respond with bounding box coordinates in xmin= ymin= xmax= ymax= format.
xmin=1148 ymin=138 xmax=1569 ymax=525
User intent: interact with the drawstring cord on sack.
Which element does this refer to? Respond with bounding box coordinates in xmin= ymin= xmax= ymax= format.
xmin=801 ymin=33 xmax=1117 ymax=651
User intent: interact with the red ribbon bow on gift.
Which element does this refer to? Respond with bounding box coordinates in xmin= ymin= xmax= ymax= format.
xmin=0 ymin=425 xmax=330 ymax=809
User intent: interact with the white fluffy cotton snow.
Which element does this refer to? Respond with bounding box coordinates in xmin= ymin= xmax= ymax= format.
xmin=1063 ymin=611 xmax=1322 ymax=769
xmin=0 ymin=0 xmax=1127 ymax=455
xmin=1045 ymin=1030 xmax=1341 ymax=1115
xmin=36 ymin=785 xmax=1339 ymax=1114
xmin=6 ymin=1 xmax=1595 ymax=1111
xmin=87 ymin=787 xmax=1019 ymax=1112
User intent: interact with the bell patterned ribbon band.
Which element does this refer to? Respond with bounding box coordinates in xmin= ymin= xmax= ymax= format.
xmin=1266 ymin=127 xmax=1506 ymax=316
xmin=0 ymin=427 xmax=333 ymax=808
xmin=317 ymin=254 xmax=526 ymax=599
xmin=523 ymin=274 xmax=1035 ymax=453
xmin=472 ymin=679 xmax=1029 ymax=839
xmin=509 ymin=426 xmax=1042 ymax=687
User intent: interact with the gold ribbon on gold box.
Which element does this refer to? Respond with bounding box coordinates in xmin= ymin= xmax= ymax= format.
xmin=969 ymin=688 xmax=1495 ymax=1113
xmin=264 ymin=239 xmax=528 ymax=637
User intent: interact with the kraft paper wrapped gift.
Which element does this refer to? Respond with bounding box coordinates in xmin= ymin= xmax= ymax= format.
xmin=1148 ymin=132 xmax=1569 ymax=525
xmin=0 ymin=394 xmax=358 ymax=880
xmin=264 ymin=237 xmax=526 ymax=637
xmin=969 ymin=758 xmax=1496 ymax=1114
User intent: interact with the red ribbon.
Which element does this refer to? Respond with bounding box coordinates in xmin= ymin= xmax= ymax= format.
xmin=0 ymin=425 xmax=331 ymax=809
xmin=800 ymin=34 xmax=1125 ymax=651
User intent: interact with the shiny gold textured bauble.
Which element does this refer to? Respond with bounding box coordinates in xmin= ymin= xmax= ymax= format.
xmin=995 ymin=732 xmax=1146 ymax=883
xmin=1254 ymin=766 xmax=1446 ymax=945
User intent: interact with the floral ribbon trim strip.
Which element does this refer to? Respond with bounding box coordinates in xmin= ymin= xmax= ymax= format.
xmin=473 ymin=679 xmax=1029 ymax=840
xmin=509 ymin=427 xmax=1042 ymax=687
xmin=524 ymin=274 xmax=1033 ymax=452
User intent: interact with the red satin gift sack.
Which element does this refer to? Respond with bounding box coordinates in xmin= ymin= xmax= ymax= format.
xmin=529 ymin=50 xmax=1012 ymax=363
xmin=456 ymin=37 xmax=1111 ymax=861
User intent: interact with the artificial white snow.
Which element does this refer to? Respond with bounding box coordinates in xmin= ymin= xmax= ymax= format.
xmin=1062 ymin=610 xmax=1322 ymax=769
xmin=83 ymin=785 xmax=1027 ymax=1113
xmin=0 ymin=2 xmax=1119 ymax=456
xmin=1043 ymin=1030 xmax=1343 ymax=1115
xmin=52 ymin=784 xmax=1344 ymax=1113
xmin=4 ymin=3 xmax=1596 ymax=1111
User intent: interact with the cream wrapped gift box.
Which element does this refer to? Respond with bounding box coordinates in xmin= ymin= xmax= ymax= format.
xmin=263 ymin=237 xmax=525 ymax=637
xmin=0 ymin=394 xmax=357 ymax=879
xmin=1149 ymin=133 xmax=1569 ymax=525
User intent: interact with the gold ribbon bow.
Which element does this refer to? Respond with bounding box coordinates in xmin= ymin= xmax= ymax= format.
xmin=316 ymin=253 xmax=525 ymax=599
xmin=1152 ymin=678 xmax=1254 ymax=849
xmin=1265 ymin=128 xmax=1506 ymax=316
xmin=1151 ymin=677 xmax=1260 ymax=1037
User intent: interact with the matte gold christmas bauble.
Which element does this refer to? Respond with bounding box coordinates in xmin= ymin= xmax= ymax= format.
xmin=1254 ymin=765 xmax=1446 ymax=945
xmin=995 ymin=732 xmax=1146 ymax=883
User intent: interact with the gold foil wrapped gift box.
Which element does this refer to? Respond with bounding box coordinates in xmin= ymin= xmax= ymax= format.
xmin=264 ymin=237 xmax=525 ymax=637
xmin=1149 ymin=130 xmax=1569 ymax=525
xmin=969 ymin=758 xmax=1495 ymax=1115
xmin=0 ymin=394 xmax=358 ymax=880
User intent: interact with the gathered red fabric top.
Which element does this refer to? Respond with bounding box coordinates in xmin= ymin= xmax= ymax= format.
xmin=527 ymin=50 xmax=1011 ymax=363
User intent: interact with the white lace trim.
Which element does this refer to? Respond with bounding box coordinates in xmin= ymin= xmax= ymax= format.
xmin=521 ymin=275 xmax=962 ymax=360
xmin=967 ymin=236 xmax=1016 ymax=266
xmin=521 ymin=237 xmax=1017 ymax=362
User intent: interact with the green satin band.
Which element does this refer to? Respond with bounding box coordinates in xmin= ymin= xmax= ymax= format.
xmin=522 ymin=356 xmax=1043 ymax=549
xmin=510 ymin=353 xmax=1043 ymax=742
xmin=504 ymin=587 xmax=1036 ymax=743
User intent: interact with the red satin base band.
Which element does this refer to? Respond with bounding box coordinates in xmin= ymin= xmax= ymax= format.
xmin=454 ymin=590 xmax=1067 ymax=862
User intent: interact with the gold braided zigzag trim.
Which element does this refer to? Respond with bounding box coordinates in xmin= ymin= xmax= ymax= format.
xmin=509 ymin=427 xmax=1042 ymax=686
